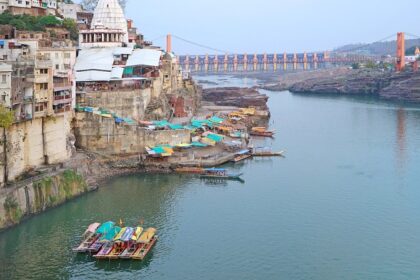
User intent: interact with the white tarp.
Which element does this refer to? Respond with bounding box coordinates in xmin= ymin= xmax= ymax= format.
xmin=76 ymin=70 xmax=111 ymax=82
xmin=126 ymin=49 xmax=162 ymax=67
xmin=75 ymin=48 xmax=115 ymax=72
xmin=113 ymin=47 xmax=133 ymax=56
xmin=110 ymin=67 xmax=124 ymax=79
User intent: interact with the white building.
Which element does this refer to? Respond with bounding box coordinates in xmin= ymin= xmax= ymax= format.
xmin=57 ymin=2 xmax=83 ymax=20
xmin=0 ymin=0 xmax=8 ymax=13
xmin=0 ymin=63 xmax=12 ymax=108
xmin=79 ymin=0 xmax=129 ymax=48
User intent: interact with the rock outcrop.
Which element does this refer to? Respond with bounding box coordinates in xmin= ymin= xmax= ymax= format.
xmin=289 ymin=70 xmax=420 ymax=103
xmin=202 ymin=87 xmax=269 ymax=109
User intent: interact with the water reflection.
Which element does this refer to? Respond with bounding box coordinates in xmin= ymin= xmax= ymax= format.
xmin=396 ymin=108 xmax=407 ymax=171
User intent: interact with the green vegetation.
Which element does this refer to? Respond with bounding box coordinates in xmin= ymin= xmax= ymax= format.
xmin=0 ymin=12 xmax=78 ymax=40
xmin=4 ymin=196 xmax=23 ymax=224
xmin=0 ymin=105 xmax=14 ymax=129
xmin=406 ymin=46 xmax=419 ymax=56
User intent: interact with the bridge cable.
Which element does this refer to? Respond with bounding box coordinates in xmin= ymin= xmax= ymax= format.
xmin=171 ymin=34 xmax=232 ymax=54
xmin=335 ymin=34 xmax=397 ymax=54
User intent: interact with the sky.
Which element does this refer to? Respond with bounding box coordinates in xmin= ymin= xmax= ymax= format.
xmin=79 ymin=0 xmax=420 ymax=55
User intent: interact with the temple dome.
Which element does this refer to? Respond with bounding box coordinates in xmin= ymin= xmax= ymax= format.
xmin=92 ymin=0 xmax=128 ymax=43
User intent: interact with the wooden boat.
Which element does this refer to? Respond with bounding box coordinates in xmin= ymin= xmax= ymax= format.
xmin=200 ymin=168 xmax=243 ymax=180
xmin=119 ymin=227 xmax=144 ymax=259
xmin=231 ymin=149 xmax=252 ymax=163
xmin=132 ymin=228 xmax=158 ymax=261
xmin=107 ymin=227 xmax=136 ymax=259
xmin=73 ymin=222 xmax=101 ymax=253
xmin=93 ymin=242 xmax=114 ymax=259
xmin=250 ymin=127 xmax=275 ymax=137
xmin=174 ymin=167 xmax=205 ymax=174
xmin=86 ymin=221 xmax=115 ymax=253
xmin=88 ymin=225 xmax=121 ymax=254
xmin=252 ymin=147 xmax=284 ymax=157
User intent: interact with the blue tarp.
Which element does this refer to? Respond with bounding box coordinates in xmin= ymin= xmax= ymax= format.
xmin=191 ymin=142 xmax=208 ymax=147
xmin=168 ymin=123 xmax=184 ymax=130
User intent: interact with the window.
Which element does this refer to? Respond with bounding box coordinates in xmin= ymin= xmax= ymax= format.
xmin=1 ymin=74 xmax=6 ymax=84
xmin=35 ymin=103 xmax=45 ymax=112
xmin=38 ymin=83 xmax=48 ymax=90
xmin=55 ymin=64 xmax=59 ymax=70
xmin=40 ymin=69 xmax=48 ymax=74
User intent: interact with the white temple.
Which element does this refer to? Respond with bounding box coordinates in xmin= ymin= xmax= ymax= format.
xmin=79 ymin=0 xmax=129 ymax=48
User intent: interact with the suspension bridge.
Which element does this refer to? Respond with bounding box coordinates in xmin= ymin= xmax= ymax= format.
xmin=157 ymin=32 xmax=420 ymax=73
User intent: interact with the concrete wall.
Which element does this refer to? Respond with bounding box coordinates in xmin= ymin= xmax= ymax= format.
xmin=0 ymin=169 xmax=89 ymax=230
xmin=83 ymin=88 xmax=152 ymax=121
xmin=0 ymin=113 xmax=73 ymax=187
xmin=74 ymin=113 xmax=191 ymax=156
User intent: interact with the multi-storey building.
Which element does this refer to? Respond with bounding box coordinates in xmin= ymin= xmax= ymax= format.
xmin=0 ymin=62 xmax=12 ymax=108
xmin=6 ymin=0 xmax=57 ymax=16
xmin=57 ymin=2 xmax=82 ymax=20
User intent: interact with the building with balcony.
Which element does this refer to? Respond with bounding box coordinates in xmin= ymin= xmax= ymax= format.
xmin=0 ymin=62 xmax=12 ymax=108
xmin=6 ymin=0 xmax=57 ymax=16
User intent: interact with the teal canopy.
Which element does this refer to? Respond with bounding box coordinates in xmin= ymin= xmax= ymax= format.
xmin=153 ymin=146 xmax=166 ymax=154
xmin=96 ymin=221 xmax=115 ymax=235
xmin=207 ymin=133 xmax=223 ymax=143
xmin=191 ymin=142 xmax=208 ymax=147
xmin=101 ymin=226 xmax=122 ymax=241
xmin=153 ymin=120 xmax=170 ymax=128
xmin=168 ymin=123 xmax=184 ymax=130
xmin=208 ymin=116 xmax=224 ymax=124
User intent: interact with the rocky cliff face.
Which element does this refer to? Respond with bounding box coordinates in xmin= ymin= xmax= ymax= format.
xmin=289 ymin=70 xmax=420 ymax=103
xmin=202 ymin=87 xmax=269 ymax=110
xmin=0 ymin=169 xmax=90 ymax=230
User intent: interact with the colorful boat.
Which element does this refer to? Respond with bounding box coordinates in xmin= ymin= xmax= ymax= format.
xmin=252 ymin=147 xmax=284 ymax=157
xmin=73 ymin=222 xmax=101 ymax=253
xmin=89 ymin=224 xmax=120 ymax=254
xmin=174 ymin=167 xmax=205 ymax=174
xmin=86 ymin=221 xmax=115 ymax=253
xmin=119 ymin=227 xmax=144 ymax=259
xmin=132 ymin=228 xmax=158 ymax=261
xmin=92 ymin=226 xmax=122 ymax=258
xmin=231 ymin=149 xmax=252 ymax=163
xmin=250 ymin=127 xmax=275 ymax=137
xmin=200 ymin=168 xmax=243 ymax=180
xmin=107 ymin=227 xmax=136 ymax=259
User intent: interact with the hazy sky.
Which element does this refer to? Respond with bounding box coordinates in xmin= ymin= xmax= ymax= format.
xmin=80 ymin=0 xmax=420 ymax=54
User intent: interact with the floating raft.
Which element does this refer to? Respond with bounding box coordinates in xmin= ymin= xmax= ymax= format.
xmin=74 ymin=222 xmax=157 ymax=261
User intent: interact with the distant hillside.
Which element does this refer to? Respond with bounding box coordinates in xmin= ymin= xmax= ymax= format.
xmin=334 ymin=39 xmax=420 ymax=56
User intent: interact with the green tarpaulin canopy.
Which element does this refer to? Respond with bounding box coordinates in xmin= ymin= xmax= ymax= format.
xmin=207 ymin=133 xmax=223 ymax=143
xmin=96 ymin=221 xmax=115 ymax=235
xmin=168 ymin=123 xmax=184 ymax=130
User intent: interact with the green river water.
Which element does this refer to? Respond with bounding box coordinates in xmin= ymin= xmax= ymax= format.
xmin=1 ymin=76 xmax=420 ymax=279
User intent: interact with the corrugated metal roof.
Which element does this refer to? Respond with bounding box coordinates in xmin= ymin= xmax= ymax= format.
xmin=110 ymin=67 xmax=124 ymax=79
xmin=113 ymin=47 xmax=133 ymax=56
xmin=126 ymin=49 xmax=162 ymax=67
xmin=76 ymin=70 xmax=111 ymax=82
xmin=75 ymin=48 xmax=115 ymax=72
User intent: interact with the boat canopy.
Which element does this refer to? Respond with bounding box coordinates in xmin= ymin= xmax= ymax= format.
xmin=236 ymin=149 xmax=250 ymax=155
xmin=96 ymin=221 xmax=115 ymax=235
xmin=132 ymin=227 xmax=144 ymax=241
xmin=101 ymin=226 xmax=122 ymax=242
xmin=121 ymin=227 xmax=135 ymax=242
xmin=137 ymin=228 xmax=157 ymax=244
xmin=85 ymin=223 xmax=101 ymax=235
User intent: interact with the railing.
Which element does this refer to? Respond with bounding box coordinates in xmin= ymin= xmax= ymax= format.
xmin=54 ymin=95 xmax=71 ymax=101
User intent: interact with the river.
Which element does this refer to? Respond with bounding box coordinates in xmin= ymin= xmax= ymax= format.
xmin=1 ymin=75 xmax=420 ymax=279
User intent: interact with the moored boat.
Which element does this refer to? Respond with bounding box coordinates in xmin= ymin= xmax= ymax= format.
xmin=252 ymin=147 xmax=284 ymax=157
xmin=89 ymin=224 xmax=120 ymax=254
xmin=132 ymin=228 xmax=158 ymax=261
xmin=92 ymin=226 xmax=122 ymax=258
xmin=174 ymin=167 xmax=205 ymax=174
xmin=200 ymin=168 xmax=243 ymax=180
xmin=107 ymin=227 xmax=136 ymax=259
xmin=86 ymin=221 xmax=115 ymax=253
xmin=120 ymin=227 xmax=144 ymax=259
xmin=231 ymin=149 xmax=252 ymax=163
xmin=250 ymin=127 xmax=275 ymax=137
xmin=73 ymin=222 xmax=101 ymax=253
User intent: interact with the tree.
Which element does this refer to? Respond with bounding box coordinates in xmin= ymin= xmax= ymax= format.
xmin=80 ymin=0 xmax=127 ymax=11
xmin=9 ymin=19 xmax=26 ymax=30
xmin=0 ymin=105 xmax=14 ymax=129
xmin=63 ymin=18 xmax=79 ymax=41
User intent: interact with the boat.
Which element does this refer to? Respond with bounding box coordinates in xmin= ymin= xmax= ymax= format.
xmin=174 ymin=167 xmax=205 ymax=174
xmin=86 ymin=221 xmax=115 ymax=253
xmin=73 ymin=222 xmax=101 ymax=253
xmin=93 ymin=242 xmax=114 ymax=259
xmin=107 ymin=227 xmax=136 ymax=259
xmin=120 ymin=227 xmax=144 ymax=259
xmin=250 ymin=127 xmax=275 ymax=137
xmin=89 ymin=224 xmax=121 ymax=254
xmin=132 ymin=228 xmax=158 ymax=261
xmin=200 ymin=168 xmax=243 ymax=180
xmin=231 ymin=149 xmax=252 ymax=163
xmin=252 ymin=147 xmax=285 ymax=157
